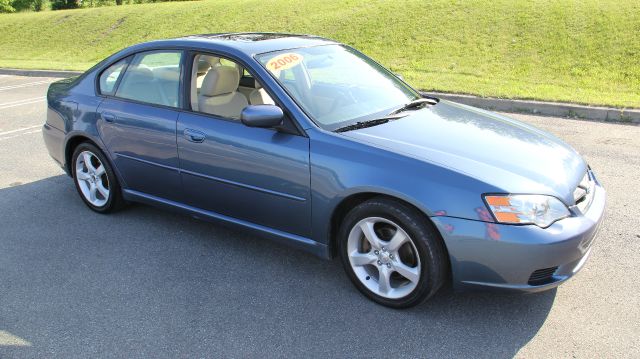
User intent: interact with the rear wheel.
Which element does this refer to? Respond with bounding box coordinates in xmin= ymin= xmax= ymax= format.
xmin=71 ymin=143 xmax=125 ymax=213
xmin=339 ymin=197 xmax=447 ymax=308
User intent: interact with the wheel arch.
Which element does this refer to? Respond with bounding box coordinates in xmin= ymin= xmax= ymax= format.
xmin=64 ymin=134 xmax=110 ymax=174
xmin=63 ymin=133 xmax=125 ymax=187
xmin=328 ymin=191 xmax=452 ymax=276
xmin=64 ymin=135 xmax=92 ymax=175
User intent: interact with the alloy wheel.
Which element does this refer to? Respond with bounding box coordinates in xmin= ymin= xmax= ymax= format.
xmin=75 ymin=150 xmax=110 ymax=207
xmin=346 ymin=217 xmax=422 ymax=299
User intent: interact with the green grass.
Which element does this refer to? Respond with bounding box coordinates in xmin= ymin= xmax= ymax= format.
xmin=1 ymin=0 xmax=639 ymax=108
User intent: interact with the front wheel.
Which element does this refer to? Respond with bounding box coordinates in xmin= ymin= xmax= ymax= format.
xmin=339 ymin=197 xmax=447 ymax=308
xmin=71 ymin=142 xmax=125 ymax=213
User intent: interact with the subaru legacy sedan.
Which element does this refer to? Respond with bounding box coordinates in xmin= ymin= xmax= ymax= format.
xmin=43 ymin=33 xmax=605 ymax=308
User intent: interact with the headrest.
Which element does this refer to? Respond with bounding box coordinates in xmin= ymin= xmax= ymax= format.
xmin=200 ymin=66 xmax=240 ymax=97
xmin=197 ymin=55 xmax=220 ymax=75
xmin=126 ymin=65 xmax=154 ymax=82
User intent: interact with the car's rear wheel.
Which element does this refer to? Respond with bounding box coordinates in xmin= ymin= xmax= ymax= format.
xmin=72 ymin=143 xmax=125 ymax=213
xmin=339 ymin=197 xmax=447 ymax=308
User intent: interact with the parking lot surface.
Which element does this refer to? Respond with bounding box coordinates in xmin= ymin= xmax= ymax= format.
xmin=0 ymin=74 xmax=638 ymax=358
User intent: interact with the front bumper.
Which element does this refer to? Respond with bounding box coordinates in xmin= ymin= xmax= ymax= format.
xmin=432 ymin=177 xmax=606 ymax=293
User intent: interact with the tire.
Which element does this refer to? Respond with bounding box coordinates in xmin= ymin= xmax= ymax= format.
xmin=338 ymin=197 xmax=447 ymax=308
xmin=71 ymin=142 xmax=126 ymax=213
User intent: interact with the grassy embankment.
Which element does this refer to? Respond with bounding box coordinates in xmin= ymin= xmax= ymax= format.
xmin=0 ymin=0 xmax=638 ymax=108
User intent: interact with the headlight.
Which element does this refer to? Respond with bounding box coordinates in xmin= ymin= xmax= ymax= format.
xmin=483 ymin=194 xmax=570 ymax=228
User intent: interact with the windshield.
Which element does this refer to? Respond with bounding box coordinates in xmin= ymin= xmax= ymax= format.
xmin=256 ymin=45 xmax=420 ymax=131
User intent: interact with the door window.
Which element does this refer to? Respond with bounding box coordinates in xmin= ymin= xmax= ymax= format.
xmin=191 ymin=53 xmax=275 ymax=119
xmin=99 ymin=58 xmax=129 ymax=96
xmin=115 ymin=51 xmax=183 ymax=108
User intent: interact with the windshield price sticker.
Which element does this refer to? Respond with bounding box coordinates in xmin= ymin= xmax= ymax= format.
xmin=266 ymin=53 xmax=304 ymax=74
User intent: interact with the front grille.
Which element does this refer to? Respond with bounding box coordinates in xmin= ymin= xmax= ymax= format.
xmin=528 ymin=266 xmax=558 ymax=285
xmin=574 ymin=172 xmax=595 ymax=213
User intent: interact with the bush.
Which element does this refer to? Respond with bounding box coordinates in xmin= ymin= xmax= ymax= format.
xmin=0 ymin=0 xmax=193 ymax=12
xmin=11 ymin=0 xmax=47 ymax=11
xmin=0 ymin=0 xmax=15 ymax=12
xmin=50 ymin=0 xmax=79 ymax=9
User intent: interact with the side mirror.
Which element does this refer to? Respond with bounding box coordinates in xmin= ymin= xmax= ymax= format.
xmin=240 ymin=105 xmax=284 ymax=128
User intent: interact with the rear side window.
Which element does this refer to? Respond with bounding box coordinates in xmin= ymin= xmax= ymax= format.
xmin=115 ymin=51 xmax=183 ymax=108
xmin=99 ymin=58 xmax=128 ymax=96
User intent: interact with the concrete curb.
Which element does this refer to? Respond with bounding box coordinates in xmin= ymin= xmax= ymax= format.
xmin=422 ymin=91 xmax=640 ymax=124
xmin=0 ymin=68 xmax=82 ymax=78
xmin=2 ymin=68 xmax=637 ymax=123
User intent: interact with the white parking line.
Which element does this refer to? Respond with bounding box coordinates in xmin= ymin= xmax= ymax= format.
xmin=0 ymin=74 xmax=12 ymax=84
xmin=0 ymin=80 xmax=52 ymax=91
xmin=0 ymin=129 xmax=42 ymax=141
xmin=0 ymin=97 xmax=45 ymax=109
xmin=0 ymin=330 xmax=32 ymax=347
xmin=0 ymin=125 xmax=42 ymax=136
xmin=0 ymin=97 xmax=45 ymax=106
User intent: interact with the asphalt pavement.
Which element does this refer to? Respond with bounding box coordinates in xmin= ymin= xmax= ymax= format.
xmin=0 ymin=74 xmax=638 ymax=358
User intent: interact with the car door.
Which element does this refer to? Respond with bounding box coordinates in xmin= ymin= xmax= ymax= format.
xmin=97 ymin=50 xmax=184 ymax=202
xmin=177 ymin=53 xmax=311 ymax=237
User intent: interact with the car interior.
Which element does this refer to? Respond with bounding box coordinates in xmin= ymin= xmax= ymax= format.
xmin=117 ymin=64 xmax=182 ymax=108
xmin=191 ymin=54 xmax=275 ymax=119
xmin=101 ymin=47 xmax=414 ymax=131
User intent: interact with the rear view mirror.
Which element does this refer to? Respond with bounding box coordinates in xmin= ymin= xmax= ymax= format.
xmin=240 ymin=105 xmax=284 ymax=128
xmin=306 ymin=55 xmax=335 ymax=69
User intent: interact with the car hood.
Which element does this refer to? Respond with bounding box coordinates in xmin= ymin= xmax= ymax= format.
xmin=339 ymin=100 xmax=587 ymax=205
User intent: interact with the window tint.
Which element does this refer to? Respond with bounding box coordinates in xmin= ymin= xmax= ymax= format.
xmin=115 ymin=51 xmax=182 ymax=107
xmin=99 ymin=58 xmax=128 ymax=96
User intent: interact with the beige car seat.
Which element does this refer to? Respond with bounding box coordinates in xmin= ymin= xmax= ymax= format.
xmin=198 ymin=66 xmax=248 ymax=119
xmin=249 ymin=82 xmax=275 ymax=105
xmin=117 ymin=65 xmax=170 ymax=106
xmin=190 ymin=55 xmax=221 ymax=111
xmin=197 ymin=55 xmax=221 ymax=87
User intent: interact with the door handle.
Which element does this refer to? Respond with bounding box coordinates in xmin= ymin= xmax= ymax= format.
xmin=184 ymin=128 xmax=206 ymax=143
xmin=101 ymin=112 xmax=117 ymax=123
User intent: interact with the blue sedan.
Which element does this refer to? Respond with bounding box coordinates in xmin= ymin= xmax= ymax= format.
xmin=43 ymin=33 xmax=605 ymax=308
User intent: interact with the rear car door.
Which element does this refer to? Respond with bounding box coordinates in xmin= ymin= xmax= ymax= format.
xmin=176 ymin=53 xmax=312 ymax=237
xmin=97 ymin=50 xmax=184 ymax=202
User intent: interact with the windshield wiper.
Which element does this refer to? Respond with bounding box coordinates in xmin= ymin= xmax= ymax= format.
xmin=388 ymin=98 xmax=438 ymax=115
xmin=334 ymin=114 xmax=406 ymax=133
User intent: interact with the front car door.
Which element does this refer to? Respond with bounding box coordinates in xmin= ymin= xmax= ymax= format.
xmin=177 ymin=52 xmax=311 ymax=237
xmin=97 ymin=50 xmax=184 ymax=202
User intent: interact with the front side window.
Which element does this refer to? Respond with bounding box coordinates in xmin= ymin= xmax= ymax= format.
xmin=99 ymin=58 xmax=128 ymax=96
xmin=256 ymin=45 xmax=420 ymax=131
xmin=115 ymin=51 xmax=183 ymax=108
xmin=191 ymin=53 xmax=274 ymax=119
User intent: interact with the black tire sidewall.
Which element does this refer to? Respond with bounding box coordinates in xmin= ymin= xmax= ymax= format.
xmin=338 ymin=197 xmax=446 ymax=308
xmin=71 ymin=143 xmax=121 ymax=213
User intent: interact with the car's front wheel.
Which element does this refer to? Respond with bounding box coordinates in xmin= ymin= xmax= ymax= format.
xmin=71 ymin=142 xmax=125 ymax=213
xmin=339 ymin=197 xmax=447 ymax=308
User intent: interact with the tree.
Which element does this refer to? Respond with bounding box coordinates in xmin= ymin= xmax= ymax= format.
xmin=0 ymin=0 xmax=15 ymax=13
xmin=50 ymin=0 xmax=80 ymax=10
xmin=11 ymin=0 xmax=46 ymax=11
xmin=32 ymin=0 xmax=45 ymax=11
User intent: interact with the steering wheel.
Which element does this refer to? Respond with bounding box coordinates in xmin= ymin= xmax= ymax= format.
xmin=329 ymin=86 xmax=358 ymax=113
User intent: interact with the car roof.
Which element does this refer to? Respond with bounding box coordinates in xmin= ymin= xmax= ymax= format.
xmin=131 ymin=32 xmax=339 ymax=56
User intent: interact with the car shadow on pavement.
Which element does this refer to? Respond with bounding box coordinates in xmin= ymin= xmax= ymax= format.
xmin=0 ymin=175 xmax=555 ymax=358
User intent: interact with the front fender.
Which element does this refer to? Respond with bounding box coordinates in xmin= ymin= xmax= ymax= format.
xmin=309 ymin=128 xmax=499 ymax=246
